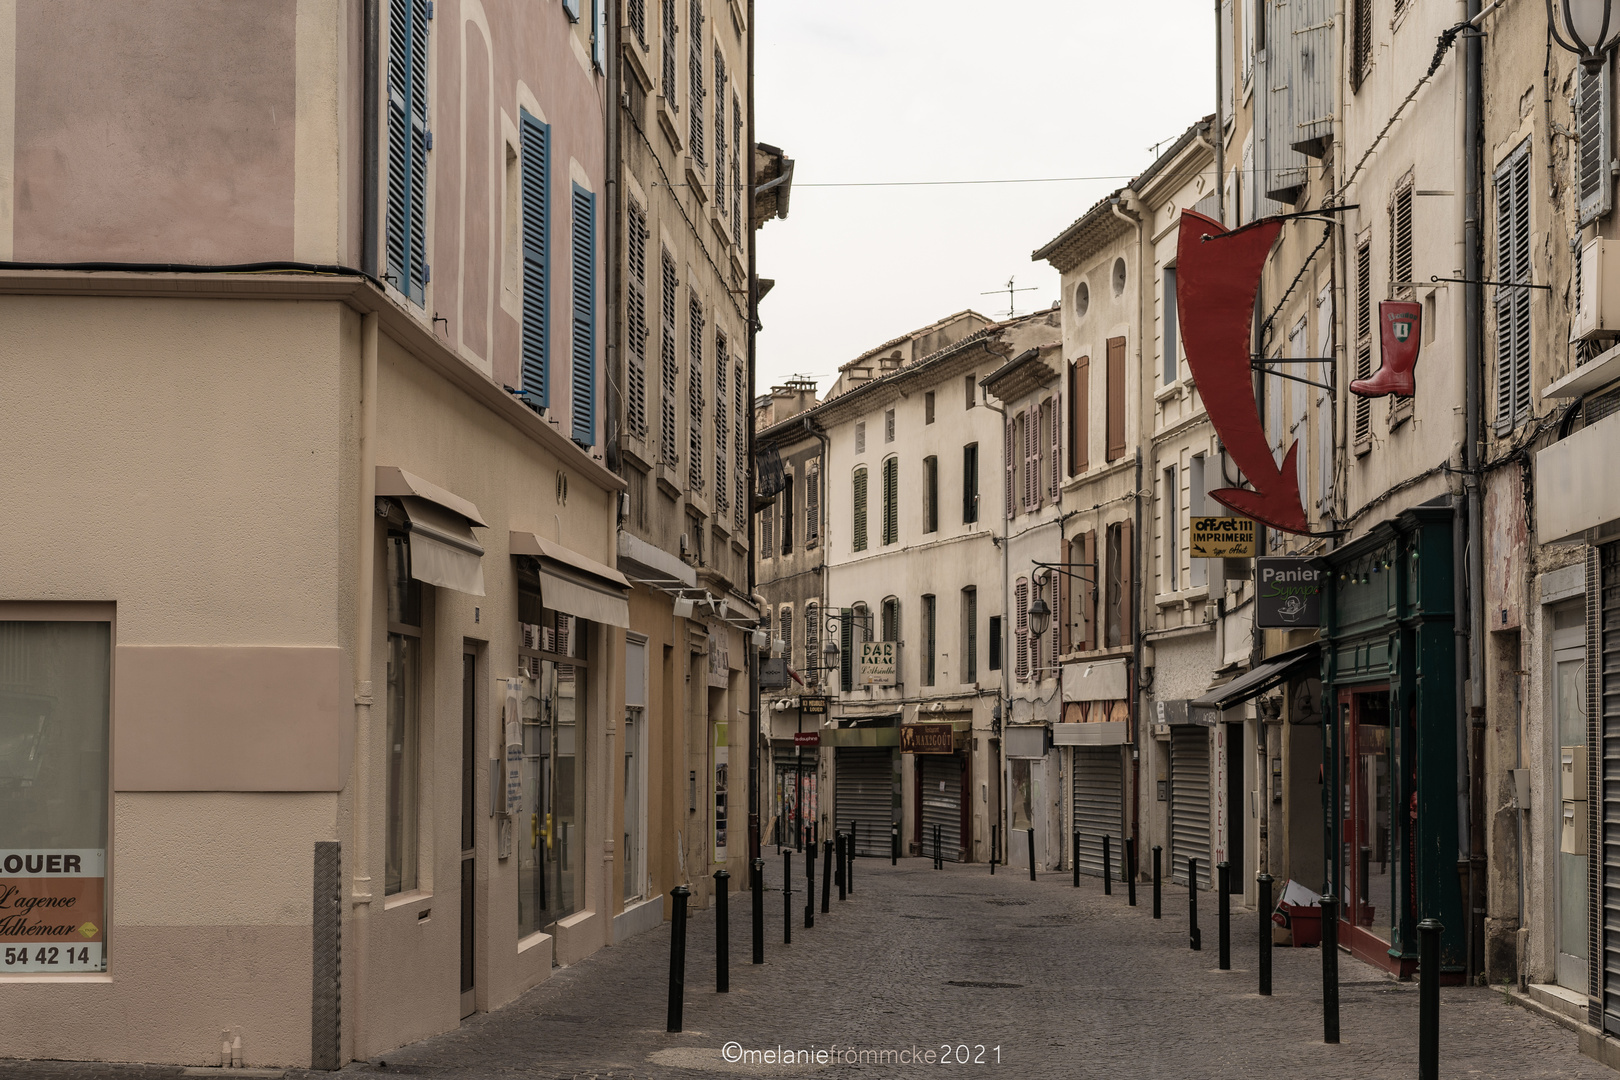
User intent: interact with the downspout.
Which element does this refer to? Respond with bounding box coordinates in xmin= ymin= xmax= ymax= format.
xmin=361 ymin=0 xmax=380 ymax=278
xmin=1326 ymin=0 xmax=1349 ymax=906
xmin=605 ymin=1 xmax=621 ymax=474
xmin=1214 ymin=0 xmax=1226 ymax=225
xmin=746 ymin=0 xmax=761 ymax=866
xmin=351 ymin=311 xmax=379 ymax=1059
xmin=1111 ymin=194 xmax=1147 ymax=856
xmin=1462 ymin=0 xmax=1487 ymax=982
xmin=980 ymin=382 xmax=1010 ymax=867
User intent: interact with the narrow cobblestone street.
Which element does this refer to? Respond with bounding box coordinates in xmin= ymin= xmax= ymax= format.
xmin=4 ymin=855 xmax=1605 ymax=1080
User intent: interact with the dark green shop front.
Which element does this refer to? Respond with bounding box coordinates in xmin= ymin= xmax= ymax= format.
xmin=1320 ymin=505 xmax=1464 ymax=977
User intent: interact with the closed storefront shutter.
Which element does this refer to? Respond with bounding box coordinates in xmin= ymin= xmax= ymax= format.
xmin=1170 ymin=726 xmax=1213 ymax=890
xmin=836 ymin=747 xmax=895 ymax=858
xmin=919 ymin=754 xmax=966 ymax=862
xmin=1596 ymin=542 xmax=1620 ymax=1032
xmin=1072 ymin=747 xmax=1124 ymax=879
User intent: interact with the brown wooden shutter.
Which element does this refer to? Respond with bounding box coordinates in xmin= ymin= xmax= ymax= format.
xmin=1071 ymin=357 xmax=1089 ymax=474
xmin=1050 ymin=392 xmax=1062 ymax=501
xmin=1059 ymin=548 xmax=1072 ymax=655
xmin=1106 ymin=337 xmax=1126 ymax=462
xmin=1119 ymin=517 xmax=1134 ymax=642
xmin=1082 ymin=530 xmax=1097 ymax=651
xmin=1025 ymin=404 xmax=1040 ymax=511
xmin=1004 ymin=415 xmax=1017 ymax=520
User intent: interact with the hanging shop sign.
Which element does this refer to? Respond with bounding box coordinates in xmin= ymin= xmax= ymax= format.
xmin=800 ymin=695 xmax=829 ymax=715
xmin=793 ymin=731 xmax=821 ymax=747
xmin=860 ymin=640 xmax=898 ymax=687
xmin=900 ymin=723 xmax=955 ymax=754
xmin=1176 ymin=211 xmax=1309 ymax=535
xmin=760 ymin=657 xmax=791 ymax=690
xmin=0 ymin=849 xmax=105 ymax=972
xmin=1190 ymin=515 xmax=1258 ymax=558
xmin=1351 ymin=300 xmax=1423 ymax=398
xmin=1256 ymin=557 xmax=1326 ymax=628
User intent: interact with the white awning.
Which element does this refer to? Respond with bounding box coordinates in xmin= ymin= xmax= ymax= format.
xmin=401 ymin=498 xmax=485 ymax=596
xmin=375 ymin=467 xmax=489 ymax=596
xmin=511 ymin=532 xmax=630 ymax=628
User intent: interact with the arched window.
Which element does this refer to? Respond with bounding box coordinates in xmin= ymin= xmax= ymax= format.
xmin=881 ymin=596 xmax=900 ymax=642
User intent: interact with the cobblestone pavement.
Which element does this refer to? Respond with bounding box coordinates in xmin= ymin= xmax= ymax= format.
xmin=2 ymin=856 xmax=1608 ymax=1080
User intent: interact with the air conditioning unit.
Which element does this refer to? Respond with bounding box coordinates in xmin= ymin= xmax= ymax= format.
xmin=1572 ymin=237 xmax=1620 ymax=341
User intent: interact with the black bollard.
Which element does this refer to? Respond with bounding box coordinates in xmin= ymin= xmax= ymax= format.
xmin=1103 ymin=835 xmax=1113 ymax=896
xmin=1217 ymin=861 xmax=1231 ymax=970
xmin=714 ymin=870 xmax=730 ymax=993
xmin=1126 ymin=839 xmax=1137 ymax=907
xmin=834 ymin=831 xmax=844 ymax=889
xmin=667 ymin=884 xmax=690 ymax=1032
xmin=804 ymin=842 xmax=816 ymax=929
xmin=1073 ymin=830 xmax=1081 ymax=888
xmin=1152 ymin=845 xmax=1162 ymax=919
xmin=751 ymin=858 xmax=764 ymax=965
xmin=990 ymin=825 xmax=997 ymax=875
xmin=1256 ymin=873 xmax=1273 ymax=995
xmin=847 ymin=823 xmax=855 ymax=894
xmin=821 ymin=839 xmax=833 ymax=914
xmin=891 ymin=823 xmax=899 ymax=865
xmin=1418 ymin=918 xmax=1442 ymax=1079
xmin=1188 ymin=857 xmax=1201 ymax=951
xmin=782 ymin=851 xmax=793 ymax=945
xmin=1321 ymin=895 xmax=1340 ymax=1044
xmin=1027 ymin=828 xmax=1036 ymax=882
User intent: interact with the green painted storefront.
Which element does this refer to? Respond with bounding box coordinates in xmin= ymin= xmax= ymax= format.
xmin=1320 ymin=504 xmax=1465 ymax=975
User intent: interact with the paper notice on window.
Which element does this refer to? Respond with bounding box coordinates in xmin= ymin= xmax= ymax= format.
xmin=0 ymin=849 xmax=106 ymax=972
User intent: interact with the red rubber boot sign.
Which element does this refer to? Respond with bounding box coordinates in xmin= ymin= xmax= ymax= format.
xmin=1175 ymin=211 xmax=1308 ymax=535
xmin=1351 ymin=301 xmax=1422 ymax=398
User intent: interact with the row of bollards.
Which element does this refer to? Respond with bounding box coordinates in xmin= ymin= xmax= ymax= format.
xmin=668 ymin=832 xmax=863 ymax=1032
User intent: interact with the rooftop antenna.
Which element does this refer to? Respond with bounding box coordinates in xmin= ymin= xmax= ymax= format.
xmin=980 ymin=276 xmax=1039 ymax=318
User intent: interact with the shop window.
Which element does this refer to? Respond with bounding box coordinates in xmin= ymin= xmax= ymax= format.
xmin=517 ymin=584 xmax=590 ymax=937
xmin=0 ymin=612 xmax=111 ymax=972
xmin=386 ymin=534 xmax=423 ymax=897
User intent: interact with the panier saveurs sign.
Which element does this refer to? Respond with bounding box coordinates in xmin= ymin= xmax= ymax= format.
xmin=0 ymin=849 xmax=105 ymax=972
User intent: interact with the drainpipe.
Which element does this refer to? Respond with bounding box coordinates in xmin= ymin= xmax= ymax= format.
xmin=351 ymin=311 xmax=379 ymax=1059
xmin=980 ymin=381 xmax=1011 ymax=866
xmin=605 ymin=1 xmax=621 ymax=473
xmin=361 ymin=0 xmax=379 ymax=277
xmin=1214 ymin=0 xmax=1226 ymax=225
xmin=1111 ymin=194 xmax=1148 ymax=855
xmin=1462 ymin=0 xmax=1487 ymax=983
xmin=746 ymin=0 xmax=761 ymax=866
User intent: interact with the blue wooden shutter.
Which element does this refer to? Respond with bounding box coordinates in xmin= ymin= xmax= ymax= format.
xmin=386 ymin=0 xmax=431 ymax=306
xmin=571 ymin=183 xmax=598 ymax=446
xmin=520 ymin=110 xmax=550 ymax=408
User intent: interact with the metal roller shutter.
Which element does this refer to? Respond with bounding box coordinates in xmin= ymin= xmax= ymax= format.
xmin=835 ymin=747 xmax=894 ymax=858
xmin=1072 ymin=747 xmax=1124 ymax=879
xmin=919 ymin=754 xmax=965 ymax=862
xmin=1597 ymin=543 xmax=1620 ymax=1033
xmin=1170 ymin=726 xmax=1213 ymax=890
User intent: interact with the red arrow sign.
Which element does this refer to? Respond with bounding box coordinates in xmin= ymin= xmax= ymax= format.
xmin=1175 ymin=211 xmax=1308 ymax=535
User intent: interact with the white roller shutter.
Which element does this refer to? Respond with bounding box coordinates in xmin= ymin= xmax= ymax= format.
xmin=1072 ymin=747 xmax=1124 ymax=879
xmin=919 ymin=754 xmax=965 ymax=862
xmin=1170 ymin=726 xmax=1213 ymax=890
xmin=835 ymin=747 xmax=895 ymax=858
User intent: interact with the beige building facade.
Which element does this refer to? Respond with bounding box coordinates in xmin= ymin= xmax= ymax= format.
xmin=0 ymin=0 xmax=633 ymax=1069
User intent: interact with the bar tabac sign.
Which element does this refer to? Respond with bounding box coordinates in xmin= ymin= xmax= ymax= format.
xmin=1190 ymin=516 xmax=1257 ymax=558
xmin=860 ymin=640 xmax=898 ymax=687
xmin=0 ymin=849 xmax=105 ymax=972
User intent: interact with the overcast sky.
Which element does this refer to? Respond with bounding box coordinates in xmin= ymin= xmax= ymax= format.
xmin=754 ymin=1 xmax=1216 ymax=394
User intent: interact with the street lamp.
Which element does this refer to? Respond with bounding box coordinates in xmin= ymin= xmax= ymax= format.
xmin=1549 ymin=0 xmax=1620 ymax=70
xmin=1028 ymin=594 xmax=1051 ymax=641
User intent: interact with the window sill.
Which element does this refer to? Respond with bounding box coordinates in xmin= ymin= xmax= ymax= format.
xmin=1353 ymin=435 xmax=1373 ymax=457
xmin=1154 ymin=380 xmax=1186 ymax=405
xmin=384 ymin=888 xmax=432 ymax=912
xmin=518 ymin=929 xmax=554 ymax=955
